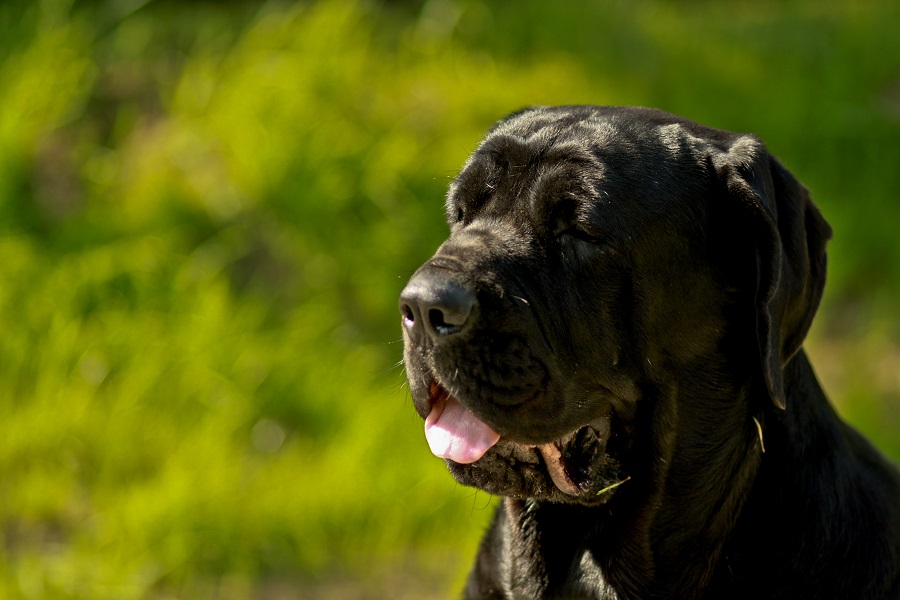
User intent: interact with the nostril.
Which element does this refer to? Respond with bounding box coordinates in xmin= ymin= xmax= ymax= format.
xmin=428 ymin=308 xmax=457 ymax=335
xmin=427 ymin=284 xmax=473 ymax=334
xmin=401 ymin=304 xmax=415 ymax=324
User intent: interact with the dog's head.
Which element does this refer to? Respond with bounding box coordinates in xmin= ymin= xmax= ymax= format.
xmin=399 ymin=106 xmax=830 ymax=504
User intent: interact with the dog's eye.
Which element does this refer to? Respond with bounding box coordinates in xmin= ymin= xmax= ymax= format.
xmin=558 ymin=227 xmax=601 ymax=245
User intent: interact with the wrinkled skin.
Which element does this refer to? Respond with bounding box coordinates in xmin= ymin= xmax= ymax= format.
xmin=399 ymin=106 xmax=900 ymax=599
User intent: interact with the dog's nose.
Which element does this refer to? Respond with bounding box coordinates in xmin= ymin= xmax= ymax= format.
xmin=399 ymin=274 xmax=475 ymax=342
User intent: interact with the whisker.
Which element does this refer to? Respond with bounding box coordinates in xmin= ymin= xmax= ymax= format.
xmin=372 ymin=359 xmax=406 ymax=375
xmin=468 ymin=490 xmax=495 ymax=514
xmin=388 ymin=379 xmax=409 ymax=395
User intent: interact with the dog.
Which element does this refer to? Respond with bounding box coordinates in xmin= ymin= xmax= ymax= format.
xmin=398 ymin=106 xmax=900 ymax=599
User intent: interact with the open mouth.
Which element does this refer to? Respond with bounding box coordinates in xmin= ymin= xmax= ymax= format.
xmin=424 ymin=380 xmax=615 ymax=497
xmin=531 ymin=420 xmax=611 ymax=495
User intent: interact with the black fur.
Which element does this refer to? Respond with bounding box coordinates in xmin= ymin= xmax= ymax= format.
xmin=399 ymin=106 xmax=900 ymax=599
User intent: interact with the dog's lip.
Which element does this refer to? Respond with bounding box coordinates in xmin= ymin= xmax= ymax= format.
xmin=521 ymin=418 xmax=611 ymax=496
xmin=425 ymin=379 xmax=611 ymax=497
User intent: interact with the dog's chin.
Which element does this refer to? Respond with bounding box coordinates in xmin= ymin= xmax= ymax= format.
xmin=445 ymin=418 xmax=626 ymax=505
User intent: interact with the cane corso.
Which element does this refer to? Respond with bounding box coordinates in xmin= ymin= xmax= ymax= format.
xmin=398 ymin=106 xmax=900 ymax=599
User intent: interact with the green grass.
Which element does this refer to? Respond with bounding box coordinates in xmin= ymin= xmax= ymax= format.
xmin=0 ymin=0 xmax=898 ymax=597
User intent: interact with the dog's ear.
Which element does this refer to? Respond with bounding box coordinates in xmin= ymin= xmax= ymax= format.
xmin=714 ymin=135 xmax=832 ymax=409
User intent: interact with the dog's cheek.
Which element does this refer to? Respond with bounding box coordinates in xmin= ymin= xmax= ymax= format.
xmin=564 ymin=274 xmax=633 ymax=369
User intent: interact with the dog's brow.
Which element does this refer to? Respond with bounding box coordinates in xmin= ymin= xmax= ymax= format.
xmin=452 ymin=160 xmax=503 ymax=216
xmin=531 ymin=158 xmax=600 ymax=214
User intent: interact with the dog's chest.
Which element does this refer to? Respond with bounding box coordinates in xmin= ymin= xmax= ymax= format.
xmin=565 ymin=550 xmax=620 ymax=599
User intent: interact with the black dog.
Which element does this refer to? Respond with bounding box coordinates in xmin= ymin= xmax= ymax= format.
xmin=399 ymin=106 xmax=900 ymax=599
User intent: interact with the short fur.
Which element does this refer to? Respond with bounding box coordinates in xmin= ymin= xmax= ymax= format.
xmin=398 ymin=106 xmax=900 ymax=599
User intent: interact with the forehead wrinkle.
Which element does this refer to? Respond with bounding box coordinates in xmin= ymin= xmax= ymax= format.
xmin=529 ymin=143 xmax=605 ymax=206
xmin=458 ymin=126 xmax=611 ymax=233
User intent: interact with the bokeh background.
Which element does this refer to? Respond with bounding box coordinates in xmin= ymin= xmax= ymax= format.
xmin=1 ymin=0 xmax=898 ymax=598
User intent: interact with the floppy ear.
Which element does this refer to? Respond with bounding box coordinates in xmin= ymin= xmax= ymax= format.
xmin=714 ymin=136 xmax=832 ymax=409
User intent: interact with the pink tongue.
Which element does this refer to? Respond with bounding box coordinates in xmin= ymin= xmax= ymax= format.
xmin=425 ymin=394 xmax=501 ymax=464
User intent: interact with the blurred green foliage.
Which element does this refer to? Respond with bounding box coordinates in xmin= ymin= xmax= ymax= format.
xmin=0 ymin=0 xmax=898 ymax=598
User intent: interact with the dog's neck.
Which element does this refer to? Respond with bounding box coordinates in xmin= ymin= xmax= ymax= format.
xmin=707 ymin=349 xmax=900 ymax=598
xmin=600 ymin=347 xmax=767 ymax=599
xmin=491 ymin=348 xmax=863 ymax=600
xmin=491 ymin=353 xmax=765 ymax=599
